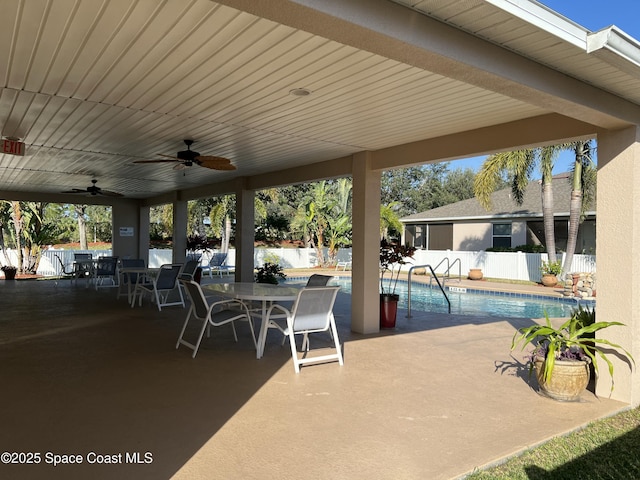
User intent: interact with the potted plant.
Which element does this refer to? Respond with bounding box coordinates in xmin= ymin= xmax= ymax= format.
xmin=255 ymin=262 xmax=286 ymax=285
xmin=379 ymin=239 xmax=416 ymax=328
xmin=540 ymin=259 xmax=562 ymax=287
xmin=1 ymin=265 xmax=17 ymax=280
xmin=511 ymin=306 xmax=634 ymax=401
xmin=186 ymin=234 xmax=210 ymax=260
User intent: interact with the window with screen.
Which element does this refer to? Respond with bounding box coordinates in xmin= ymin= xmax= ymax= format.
xmin=492 ymin=223 xmax=512 ymax=248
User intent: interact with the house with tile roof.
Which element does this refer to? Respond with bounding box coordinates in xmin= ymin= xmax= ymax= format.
xmin=400 ymin=173 xmax=595 ymax=253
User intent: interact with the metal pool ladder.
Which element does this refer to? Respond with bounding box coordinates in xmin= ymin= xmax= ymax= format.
xmin=407 ymin=264 xmax=451 ymax=317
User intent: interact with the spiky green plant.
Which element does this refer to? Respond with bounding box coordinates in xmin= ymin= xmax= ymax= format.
xmin=511 ymin=307 xmax=634 ymax=394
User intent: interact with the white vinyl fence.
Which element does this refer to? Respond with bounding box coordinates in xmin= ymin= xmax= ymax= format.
xmin=7 ymin=248 xmax=595 ymax=283
xmin=408 ymin=249 xmax=596 ymax=283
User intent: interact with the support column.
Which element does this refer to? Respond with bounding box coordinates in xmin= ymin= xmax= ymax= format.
xmin=351 ymin=151 xmax=381 ymax=334
xmin=139 ymin=206 xmax=150 ymax=264
xmin=111 ymin=200 xmax=148 ymax=262
xmin=235 ymin=179 xmax=255 ymax=282
xmin=173 ymin=200 xmax=188 ymax=263
xmin=596 ymin=127 xmax=640 ymax=405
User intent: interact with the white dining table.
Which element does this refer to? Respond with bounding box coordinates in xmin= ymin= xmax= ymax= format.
xmin=202 ymin=282 xmax=302 ymax=359
xmin=119 ymin=266 xmax=160 ymax=305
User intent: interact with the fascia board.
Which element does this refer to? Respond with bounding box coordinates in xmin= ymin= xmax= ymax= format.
xmin=485 ymin=0 xmax=588 ymax=47
xmin=400 ymin=211 xmax=596 ymax=223
xmin=587 ymin=26 xmax=640 ymax=73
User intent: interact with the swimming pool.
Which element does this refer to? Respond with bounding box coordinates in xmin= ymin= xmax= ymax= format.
xmin=286 ymin=277 xmax=590 ymax=318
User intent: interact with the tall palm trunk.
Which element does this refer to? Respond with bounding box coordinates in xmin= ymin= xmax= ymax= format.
xmin=221 ymin=215 xmax=231 ymax=253
xmin=541 ymin=174 xmax=557 ymax=263
xmin=315 ymin=228 xmax=326 ymax=267
xmin=11 ymin=202 xmax=24 ymax=271
xmin=563 ymin=142 xmax=587 ymax=275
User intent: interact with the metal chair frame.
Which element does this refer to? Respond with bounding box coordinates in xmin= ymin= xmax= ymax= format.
xmin=265 ymin=286 xmax=343 ymax=373
xmin=177 ymin=279 xmax=257 ymax=358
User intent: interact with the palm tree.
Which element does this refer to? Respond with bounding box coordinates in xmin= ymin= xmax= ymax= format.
xmin=474 ymin=146 xmax=564 ymax=263
xmin=209 ymin=195 xmax=235 ymax=253
xmin=563 ymin=140 xmax=596 ymax=275
xmin=10 ymin=201 xmax=25 ymax=271
xmin=0 ymin=202 xmax=13 ymax=265
xmin=19 ymin=202 xmax=49 ymax=273
xmin=291 ymin=180 xmax=353 ymax=267
xmin=298 ymin=181 xmax=333 ymax=267
xmin=380 ymin=202 xmax=403 ymax=240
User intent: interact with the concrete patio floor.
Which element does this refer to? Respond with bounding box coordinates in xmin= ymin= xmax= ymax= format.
xmin=0 ymin=273 xmax=628 ymax=480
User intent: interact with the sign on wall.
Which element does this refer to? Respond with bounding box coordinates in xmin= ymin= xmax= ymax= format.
xmin=119 ymin=227 xmax=134 ymax=237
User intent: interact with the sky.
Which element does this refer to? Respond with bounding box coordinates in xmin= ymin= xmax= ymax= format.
xmin=450 ymin=0 xmax=640 ymax=174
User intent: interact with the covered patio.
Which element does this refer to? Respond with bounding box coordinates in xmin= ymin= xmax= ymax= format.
xmin=0 ymin=277 xmax=627 ymax=479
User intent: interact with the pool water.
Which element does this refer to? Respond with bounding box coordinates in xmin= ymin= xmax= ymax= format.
xmin=287 ymin=277 xmax=586 ymax=318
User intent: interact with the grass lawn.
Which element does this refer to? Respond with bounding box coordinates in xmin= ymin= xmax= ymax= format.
xmin=465 ymin=406 xmax=640 ymax=479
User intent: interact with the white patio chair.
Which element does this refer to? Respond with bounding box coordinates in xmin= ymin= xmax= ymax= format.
xmin=132 ymin=263 xmax=185 ymax=311
xmin=54 ymin=253 xmax=82 ymax=286
xmin=179 ymin=259 xmax=200 ymax=282
xmin=94 ymin=256 xmax=119 ymax=289
xmin=305 ymin=274 xmax=334 ymax=287
xmin=335 ymin=259 xmax=352 ymax=271
xmin=264 ymin=274 xmax=336 ymax=325
xmin=200 ymin=252 xmax=230 ymax=278
xmin=73 ymin=252 xmax=94 ymax=286
xmin=117 ymin=258 xmax=146 ymax=301
xmin=178 ymin=258 xmax=201 ymax=296
xmin=177 ymin=279 xmax=257 ymax=358
xmin=264 ymin=286 xmax=343 ymax=373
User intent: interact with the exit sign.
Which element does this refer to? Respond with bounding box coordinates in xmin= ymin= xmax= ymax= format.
xmin=2 ymin=139 xmax=25 ymax=156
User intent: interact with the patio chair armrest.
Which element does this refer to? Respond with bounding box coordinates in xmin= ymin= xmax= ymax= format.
xmin=266 ymin=303 xmax=291 ymax=320
xmin=210 ymin=298 xmax=250 ymax=315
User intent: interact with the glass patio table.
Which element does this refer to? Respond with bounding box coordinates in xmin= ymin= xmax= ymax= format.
xmin=119 ymin=266 xmax=160 ymax=305
xmin=202 ymin=282 xmax=302 ymax=359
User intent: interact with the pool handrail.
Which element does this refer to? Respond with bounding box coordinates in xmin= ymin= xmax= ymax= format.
xmin=429 ymin=257 xmax=461 ymax=289
xmin=407 ymin=264 xmax=451 ymax=317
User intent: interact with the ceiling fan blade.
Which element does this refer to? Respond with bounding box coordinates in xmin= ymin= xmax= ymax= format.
xmin=197 ymin=156 xmax=236 ymax=170
xmin=210 ymin=163 xmax=237 ymax=171
xmin=97 ymin=190 xmax=124 ymax=197
xmin=133 ymin=159 xmax=181 ymax=164
xmin=195 ymin=155 xmax=231 ymax=163
xmin=61 ymin=188 xmax=87 ymax=194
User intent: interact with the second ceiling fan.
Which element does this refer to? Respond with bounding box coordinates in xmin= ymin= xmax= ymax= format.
xmin=134 ymin=139 xmax=236 ymax=171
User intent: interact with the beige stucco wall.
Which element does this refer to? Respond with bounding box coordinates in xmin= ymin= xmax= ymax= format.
xmin=452 ymin=221 xmax=527 ymax=250
xmin=596 ymin=127 xmax=640 ymax=405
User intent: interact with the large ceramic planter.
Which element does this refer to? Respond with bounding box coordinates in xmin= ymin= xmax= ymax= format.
xmin=380 ymin=294 xmax=399 ymax=329
xmin=468 ymin=268 xmax=483 ymax=280
xmin=534 ymin=357 xmax=590 ymax=402
xmin=541 ymin=273 xmax=558 ymax=287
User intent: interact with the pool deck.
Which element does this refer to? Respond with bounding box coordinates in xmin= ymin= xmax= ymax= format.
xmin=0 ymin=271 xmax=624 ymax=480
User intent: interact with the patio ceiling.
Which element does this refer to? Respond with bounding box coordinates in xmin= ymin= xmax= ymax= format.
xmin=1 ymin=0 xmax=639 ymax=201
